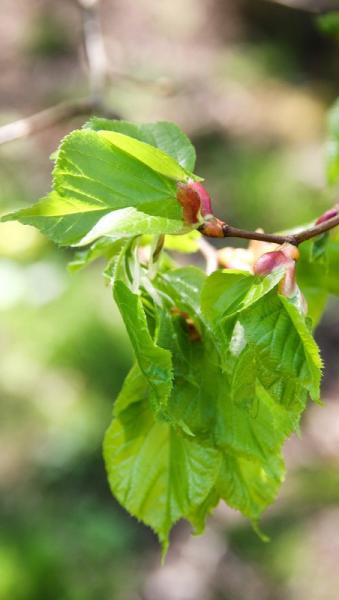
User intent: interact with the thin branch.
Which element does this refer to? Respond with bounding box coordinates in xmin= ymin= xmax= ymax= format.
xmin=263 ymin=0 xmax=339 ymax=14
xmin=221 ymin=225 xmax=295 ymax=245
xmin=292 ymin=213 xmax=339 ymax=244
xmin=0 ymin=98 xmax=104 ymax=145
xmin=201 ymin=213 xmax=339 ymax=246
xmin=78 ymin=0 xmax=108 ymax=103
xmin=0 ymin=0 xmax=122 ymax=146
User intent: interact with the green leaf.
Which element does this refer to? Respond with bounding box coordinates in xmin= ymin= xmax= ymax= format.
xmin=217 ymin=452 xmax=284 ymax=522
xmin=76 ymin=207 xmax=186 ymax=246
xmin=113 ymin=280 xmax=173 ymax=417
xmin=113 ymin=363 xmax=148 ymax=416
xmin=1 ymin=192 xmax=110 ymax=246
xmin=68 ymin=237 xmax=125 ymax=272
xmin=157 ymin=266 xmax=206 ymax=315
xmin=240 ymin=292 xmax=322 ymax=404
xmin=201 ymin=268 xmax=285 ymax=325
xmin=288 ymin=230 xmax=339 ymax=325
xmin=86 ymin=118 xmax=197 ymax=171
xmin=215 ymin=356 xmax=297 ymax=462
xmin=104 ymin=395 xmax=220 ymax=553
xmin=54 ymin=129 xmax=182 ymax=219
xmin=97 ymin=130 xmax=198 ymax=183
xmin=3 ymin=126 xmax=200 ymax=245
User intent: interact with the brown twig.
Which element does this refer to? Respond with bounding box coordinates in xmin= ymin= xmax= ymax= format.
xmin=201 ymin=213 xmax=339 ymax=246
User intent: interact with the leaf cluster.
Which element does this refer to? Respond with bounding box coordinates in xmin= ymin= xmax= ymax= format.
xmin=2 ymin=115 xmax=339 ymax=553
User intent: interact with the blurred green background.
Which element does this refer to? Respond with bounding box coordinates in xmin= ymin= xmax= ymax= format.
xmin=1 ymin=1 xmax=339 ymax=598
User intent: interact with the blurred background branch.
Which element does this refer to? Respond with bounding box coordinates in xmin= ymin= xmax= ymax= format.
xmin=264 ymin=0 xmax=339 ymax=13
xmin=0 ymin=0 xmax=111 ymax=145
xmin=78 ymin=0 xmax=108 ymax=104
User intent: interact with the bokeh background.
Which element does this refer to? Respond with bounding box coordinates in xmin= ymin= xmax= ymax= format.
xmin=1 ymin=1 xmax=339 ymax=598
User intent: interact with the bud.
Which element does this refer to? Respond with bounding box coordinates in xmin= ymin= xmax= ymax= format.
xmin=176 ymin=180 xmax=214 ymax=226
xmin=186 ymin=181 xmax=213 ymax=217
xmin=315 ymin=206 xmax=339 ymax=225
xmin=176 ymin=182 xmax=201 ymax=225
xmin=278 ymin=262 xmax=297 ymax=298
xmin=253 ymin=250 xmax=292 ymax=277
xmin=254 ymin=249 xmax=298 ymax=299
xmin=199 ymin=216 xmax=225 ymax=238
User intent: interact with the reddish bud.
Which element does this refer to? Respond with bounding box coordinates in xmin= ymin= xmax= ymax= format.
xmin=176 ymin=180 xmax=214 ymax=226
xmin=199 ymin=216 xmax=225 ymax=238
xmin=253 ymin=250 xmax=292 ymax=277
xmin=278 ymin=262 xmax=297 ymax=298
xmin=254 ymin=249 xmax=299 ymax=299
xmin=315 ymin=206 xmax=339 ymax=225
xmin=186 ymin=181 xmax=213 ymax=217
xmin=176 ymin=182 xmax=201 ymax=225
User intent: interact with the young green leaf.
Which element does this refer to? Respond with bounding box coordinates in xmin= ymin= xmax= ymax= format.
xmin=97 ymin=130 xmax=199 ymax=182
xmin=217 ymin=452 xmax=284 ymax=523
xmin=113 ymin=280 xmax=173 ymax=417
xmin=2 ymin=126 xmax=202 ymax=245
xmin=104 ymin=395 xmax=220 ymax=554
xmin=1 ymin=192 xmax=110 ymax=246
xmin=85 ymin=118 xmax=197 ymax=171
xmin=240 ymin=291 xmax=322 ymax=404
xmin=201 ymin=268 xmax=286 ymax=325
xmin=76 ymin=207 xmax=186 ymax=247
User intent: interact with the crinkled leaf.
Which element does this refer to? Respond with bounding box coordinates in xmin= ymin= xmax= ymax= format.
xmin=201 ymin=268 xmax=286 ymax=324
xmin=157 ymin=266 xmax=206 ymax=315
xmin=113 ymin=280 xmax=173 ymax=417
xmin=297 ymin=234 xmax=339 ymax=324
xmin=240 ymin=291 xmax=322 ymax=403
xmin=217 ymin=452 xmax=284 ymax=522
xmin=104 ymin=395 xmax=220 ymax=553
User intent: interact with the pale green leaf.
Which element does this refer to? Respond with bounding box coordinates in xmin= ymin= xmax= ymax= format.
xmin=98 ymin=130 xmax=199 ymax=183
xmin=104 ymin=396 xmax=220 ymax=552
xmin=113 ymin=280 xmax=173 ymax=417
xmin=54 ymin=129 xmax=182 ymax=220
xmin=76 ymin=207 xmax=186 ymax=246
xmin=68 ymin=237 xmax=124 ymax=272
xmin=201 ymin=268 xmax=285 ymax=324
xmin=217 ymin=452 xmax=284 ymax=522
xmin=2 ymin=192 xmax=110 ymax=245
xmin=86 ymin=118 xmax=197 ymax=171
